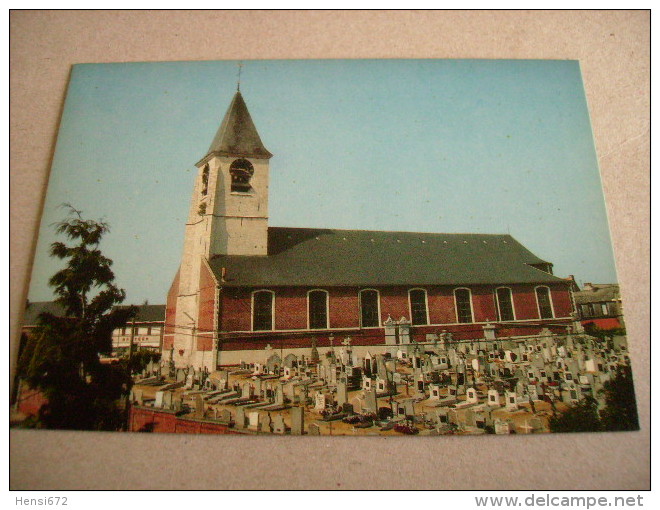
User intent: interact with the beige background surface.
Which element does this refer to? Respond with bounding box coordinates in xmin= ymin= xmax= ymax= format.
xmin=9 ymin=11 xmax=650 ymax=490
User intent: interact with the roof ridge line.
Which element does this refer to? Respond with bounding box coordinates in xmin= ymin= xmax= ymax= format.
xmin=268 ymin=226 xmax=512 ymax=236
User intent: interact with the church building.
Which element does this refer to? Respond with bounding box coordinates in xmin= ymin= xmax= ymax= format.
xmin=163 ymin=90 xmax=576 ymax=370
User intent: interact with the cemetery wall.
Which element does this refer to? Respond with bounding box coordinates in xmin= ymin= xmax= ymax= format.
xmin=217 ymin=343 xmax=393 ymax=366
xmin=128 ymin=406 xmax=246 ymax=435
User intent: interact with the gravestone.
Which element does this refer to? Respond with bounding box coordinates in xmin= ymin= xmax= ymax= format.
xmin=235 ymin=407 xmax=246 ymax=429
xmin=364 ymin=388 xmax=378 ymax=414
xmin=336 ymin=379 xmax=348 ymax=406
xmin=398 ymin=318 xmax=411 ymax=344
xmin=261 ymin=413 xmax=273 ymax=433
xmin=272 ymin=415 xmax=287 ymax=434
xmin=173 ymin=397 xmax=183 ymax=413
xmin=362 ymin=376 xmax=372 ymax=391
xmin=217 ymin=409 xmax=231 ymax=423
xmin=329 ymin=365 xmax=338 ymax=385
xmin=195 ymin=394 xmax=205 ymax=417
xmin=263 ymin=383 xmax=274 ymax=402
xmin=132 ymin=389 xmax=144 ymax=405
xmin=350 ymin=396 xmax=363 ymax=414
xmin=162 ymin=391 xmax=173 ymax=409
xmin=415 ymin=374 xmax=425 ymax=394
xmin=505 ymin=391 xmax=518 ymax=411
xmin=176 ymin=369 xmax=185 ymax=383
xmin=404 ymin=399 xmax=415 ymax=418
xmin=241 ymin=383 xmax=252 ymax=399
xmin=527 ymin=384 xmax=539 ymax=401
xmin=377 ymin=357 xmax=389 ymax=380
xmin=487 ymin=389 xmax=500 ymax=406
xmin=154 ymin=391 xmax=165 ymax=408
xmin=494 ymin=419 xmax=512 ymax=434
xmin=266 ymin=354 xmax=281 ymax=374
xmin=308 ymin=423 xmax=321 ymax=436
xmin=248 ymin=412 xmax=260 ymax=431
xmin=284 ymin=353 xmax=298 ymax=368
xmin=253 ymin=379 xmax=263 ymax=398
xmin=363 ymin=352 xmax=374 ymax=375
xmin=274 ymin=384 xmax=284 ymax=406
xmin=291 ymin=406 xmax=305 ymax=435
xmin=341 ymin=403 xmax=354 ymax=415
xmin=314 ymin=393 xmax=326 ymax=412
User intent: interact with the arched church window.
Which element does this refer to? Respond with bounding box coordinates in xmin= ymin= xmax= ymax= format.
xmin=201 ymin=164 xmax=209 ymax=196
xmin=308 ymin=290 xmax=329 ymax=329
xmin=496 ymin=287 xmax=515 ymax=321
xmin=230 ymin=158 xmax=254 ymax=192
xmin=454 ymin=288 xmax=473 ymax=323
xmin=359 ymin=289 xmax=380 ymax=328
xmin=252 ymin=290 xmax=274 ymax=331
xmin=535 ymin=286 xmax=554 ymax=319
xmin=409 ymin=288 xmax=429 ymax=325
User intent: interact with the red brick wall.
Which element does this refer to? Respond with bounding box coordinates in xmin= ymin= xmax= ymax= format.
xmin=129 ymin=406 xmax=245 ymax=434
xmin=219 ymin=329 xmax=387 ymax=351
xmin=215 ymin=316 xmax=573 ymax=353
xmin=512 ymin=285 xmax=542 ymax=320
xmin=197 ymin=263 xmax=216 ymax=351
xmin=550 ymin=286 xmax=573 ymax=318
xmin=380 ymin=286 xmax=410 ymax=322
xmin=329 ymin=287 xmax=360 ymax=328
xmin=218 ymin=283 xmax=574 ymax=339
xmin=163 ymin=269 xmax=180 ymax=351
xmin=471 ymin=286 xmax=499 ymax=323
xmin=16 ymin=383 xmax=48 ymax=417
xmin=275 ymin=288 xmax=307 ymax=330
xmin=221 ymin=288 xmax=252 ymax=332
xmin=427 ymin=287 xmax=457 ymax=324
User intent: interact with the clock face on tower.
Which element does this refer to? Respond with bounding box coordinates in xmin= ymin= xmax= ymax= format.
xmin=229 ymin=158 xmax=254 ymax=192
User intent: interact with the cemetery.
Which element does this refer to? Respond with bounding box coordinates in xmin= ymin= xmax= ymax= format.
xmin=128 ymin=327 xmax=631 ymax=436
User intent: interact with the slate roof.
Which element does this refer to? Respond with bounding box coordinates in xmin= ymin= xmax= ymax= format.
xmin=203 ymin=91 xmax=272 ymax=160
xmin=115 ymin=304 xmax=166 ymax=322
xmin=21 ymin=302 xmax=165 ymax=326
xmin=209 ymin=227 xmax=567 ymax=288
xmin=574 ymin=284 xmax=620 ymax=304
xmin=22 ymin=301 xmax=66 ymax=326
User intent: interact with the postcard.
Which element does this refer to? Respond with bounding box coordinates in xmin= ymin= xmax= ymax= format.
xmin=12 ymin=59 xmax=638 ymax=436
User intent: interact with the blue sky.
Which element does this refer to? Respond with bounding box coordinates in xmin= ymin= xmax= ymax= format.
xmin=27 ymin=59 xmax=617 ymax=304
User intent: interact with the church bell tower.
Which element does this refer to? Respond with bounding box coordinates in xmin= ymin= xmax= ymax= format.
xmin=173 ymin=89 xmax=272 ymax=368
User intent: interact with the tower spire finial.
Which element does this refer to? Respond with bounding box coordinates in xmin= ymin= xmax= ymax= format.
xmin=237 ymin=61 xmax=243 ymax=92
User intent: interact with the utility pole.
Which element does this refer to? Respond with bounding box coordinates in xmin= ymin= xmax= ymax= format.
xmin=128 ymin=319 xmax=136 ymax=359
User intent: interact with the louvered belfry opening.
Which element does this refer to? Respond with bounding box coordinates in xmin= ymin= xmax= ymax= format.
xmin=229 ymin=158 xmax=254 ymax=192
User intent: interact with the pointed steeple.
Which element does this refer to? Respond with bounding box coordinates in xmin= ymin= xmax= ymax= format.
xmin=206 ymin=91 xmax=272 ymax=159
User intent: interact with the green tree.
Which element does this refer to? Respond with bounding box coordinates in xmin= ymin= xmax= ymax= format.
xmin=600 ymin=364 xmax=640 ymax=431
xmin=17 ymin=205 xmax=136 ymax=430
xmin=583 ymin=324 xmax=626 ymax=351
xmin=126 ymin=348 xmax=161 ymax=376
xmin=548 ymin=396 xmax=601 ymax=433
